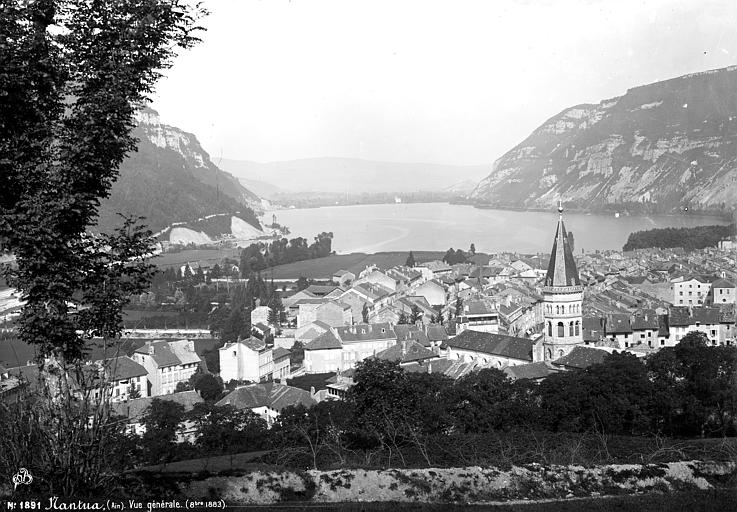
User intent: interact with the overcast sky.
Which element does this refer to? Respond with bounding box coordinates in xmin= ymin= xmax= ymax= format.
xmin=151 ymin=0 xmax=737 ymax=166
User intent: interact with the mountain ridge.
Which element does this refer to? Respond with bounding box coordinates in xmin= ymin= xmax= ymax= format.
xmin=95 ymin=108 xmax=262 ymax=236
xmin=470 ymin=64 xmax=737 ymax=217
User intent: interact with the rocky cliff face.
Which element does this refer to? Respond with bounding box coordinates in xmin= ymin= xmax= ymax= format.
xmin=95 ymin=108 xmax=262 ymax=234
xmin=471 ymin=66 xmax=737 ymax=215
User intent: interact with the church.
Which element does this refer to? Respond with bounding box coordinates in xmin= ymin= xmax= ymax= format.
xmin=542 ymin=203 xmax=584 ymax=361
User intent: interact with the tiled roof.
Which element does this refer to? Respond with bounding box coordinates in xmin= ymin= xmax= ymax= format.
xmin=304 ymin=330 xmax=342 ymax=350
xmin=272 ymin=347 xmax=291 ymax=360
xmin=446 ymin=330 xmax=533 ymax=362
xmin=112 ymin=390 xmax=203 ymax=420
xmin=692 ymin=306 xmax=721 ymax=325
xmin=605 ymin=314 xmax=632 ymax=334
xmin=375 ymin=340 xmax=437 ymax=364
xmin=393 ymin=325 xmax=431 ymax=346
xmin=504 ymin=362 xmax=561 ymax=381
xmin=101 ymin=356 xmax=147 ymax=381
xmin=658 ymin=314 xmax=670 ymax=337
xmin=462 ymin=300 xmax=496 ymax=315
xmin=134 ymin=341 xmax=180 ymax=367
xmin=582 ymin=316 xmax=605 ymax=342
xmin=631 ymin=309 xmax=659 ymax=330
xmin=553 ymin=346 xmax=608 ymax=369
xmin=335 ymin=323 xmax=396 ymax=342
xmin=668 ymin=306 xmax=691 ymax=327
xmin=217 ymin=382 xmax=315 ymax=411
xmin=544 ymin=218 xmax=581 ymax=287
xmin=426 ymin=324 xmax=449 ymax=342
xmin=711 ymin=278 xmax=735 ymax=289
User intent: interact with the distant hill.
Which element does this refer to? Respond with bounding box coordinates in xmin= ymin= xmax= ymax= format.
xmin=471 ymin=65 xmax=737 ymax=216
xmin=95 ymin=109 xmax=262 ymax=235
xmin=219 ymin=157 xmax=489 ymax=194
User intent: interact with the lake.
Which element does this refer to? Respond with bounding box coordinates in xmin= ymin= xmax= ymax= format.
xmin=266 ymin=203 xmax=732 ymax=254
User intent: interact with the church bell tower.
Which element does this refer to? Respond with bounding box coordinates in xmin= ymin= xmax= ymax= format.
xmin=543 ymin=202 xmax=583 ymax=361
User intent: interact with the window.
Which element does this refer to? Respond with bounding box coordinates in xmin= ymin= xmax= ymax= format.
xmin=661 ymin=340 xmax=665 ymax=346
xmin=557 ymin=322 xmax=564 ymax=337
xmin=548 ymin=322 xmax=552 ymax=336
xmin=569 ymin=322 xmax=574 ymax=336
xmin=575 ymin=321 xmax=580 ymax=336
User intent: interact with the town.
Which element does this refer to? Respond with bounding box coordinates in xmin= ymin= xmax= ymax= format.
xmin=2 ymin=205 xmax=735 ymax=439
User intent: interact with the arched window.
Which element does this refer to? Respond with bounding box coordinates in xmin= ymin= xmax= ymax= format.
xmin=558 ymin=349 xmax=564 ymax=358
xmin=546 ymin=348 xmax=552 ymax=360
xmin=575 ymin=321 xmax=580 ymax=336
xmin=556 ymin=305 xmax=560 ymax=314
xmin=547 ymin=322 xmax=552 ymax=336
xmin=557 ymin=322 xmax=564 ymax=337
xmin=569 ymin=322 xmax=574 ymax=336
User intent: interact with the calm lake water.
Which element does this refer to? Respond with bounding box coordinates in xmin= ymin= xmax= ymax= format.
xmin=267 ymin=203 xmax=732 ymax=254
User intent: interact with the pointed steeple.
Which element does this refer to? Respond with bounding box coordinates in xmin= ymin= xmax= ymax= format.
xmin=544 ymin=202 xmax=580 ymax=287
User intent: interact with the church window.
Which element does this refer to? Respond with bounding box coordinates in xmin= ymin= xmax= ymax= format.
xmin=556 ymin=305 xmax=559 ymax=314
xmin=546 ymin=348 xmax=552 ymax=360
xmin=547 ymin=322 xmax=552 ymax=336
xmin=569 ymin=322 xmax=574 ymax=336
xmin=558 ymin=350 xmax=564 ymax=358
xmin=557 ymin=322 xmax=564 ymax=337
xmin=575 ymin=321 xmax=580 ymax=336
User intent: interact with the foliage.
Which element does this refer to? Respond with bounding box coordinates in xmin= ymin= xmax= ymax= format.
xmin=623 ymin=224 xmax=734 ymax=251
xmin=405 ymin=251 xmax=416 ymax=267
xmin=239 ymin=232 xmax=334 ymax=275
xmin=140 ymin=398 xmax=186 ymax=465
xmin=442 ymin=248 xmax=468 ymax=265
xmin=187 ymin=403 xmax=268 ymax=455
xmin=192 ymin=373 xmax=224 ymax=402
xmin=0 ymin=0 xmax=205 ymax=361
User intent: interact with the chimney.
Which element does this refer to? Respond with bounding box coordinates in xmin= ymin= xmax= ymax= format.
xmin=310 ymin=386 xmax=315 ymax=396
xmin=146 ymin=341 xmax=154 ymax=355
xmin=188 ymin=339 xmax=195 ymax=352
xmin=401 ymin=339 xmax=407 ymax=357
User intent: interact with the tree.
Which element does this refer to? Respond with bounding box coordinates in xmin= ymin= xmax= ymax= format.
xmin=141 ymin=399 xmax=186 ymax=464
xmin=362 ymin=302 xmax=370 ymax=323
xmin=397 ymin=311 xmax=409 ymax=325
xmin=193 ymin=373 xmax=224 ymax=402
xmin=1 ymin=0 xmax=204 ymax=362
xmin=410 ymin=304 xmax=422 ymax=325
xmin=405 ymin=251 xmax=416 ymax=267
xmin=188 ymin=403 xmax=268 ymax=456
xmin=469 ymin=243 xmax=476 ymax=255
xmin=0 ymin=1 xmax=204 ymax=495
xmin=296 ymin=276 xmax=310 ymax=291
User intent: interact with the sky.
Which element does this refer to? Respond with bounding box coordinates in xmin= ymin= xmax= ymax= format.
xmin=151 ymin=0 xmax=737 ymax=166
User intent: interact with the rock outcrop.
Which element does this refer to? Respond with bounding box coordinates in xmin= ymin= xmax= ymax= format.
xmin=471 ymin=66 xmax=737 ymax=216
xmin=95 ymin=108 xmax=262 ymax=235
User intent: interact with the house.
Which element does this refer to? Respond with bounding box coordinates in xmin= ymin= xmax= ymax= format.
xmin=443 ymin=330 xmax=536 ymax=368
xmin=216 ymin=382 xmax=316 ymax=427
xmin=671 ymin=275 xmax=714 ymax=306
xmin=707 ymin=278 xmax=736 ymax=305
xmin=111 ymin=390 xmax=203 ymax=439
xmin=414 ymin=280 xmax=446 ymax=307
xmin=630 ymin=309 xmax=660 ymax=348
xmin=604 ymin=314 xmax=633 ymax=348
xmin=426 ymin=324 xmax=449 ymax=347
xmin=219 ymin=337 xmax=274 ymax=384
xmin=418 ymin=260 xmax=453 ymax=277
xmin=298 ymin=300 xmax=351 ymax=328
xmin=503 ymin=361 xmax=561 ymax=382
xmin=355 ymin=269 xmax=398 ymax=292
xmin=272 ymin=347 xmax=291 ymax=381
xmin=303 ymin=323 xmax=397 ymax=373
xmin=375 ymin=339 xmax=439 ymax=366
xmin=87 ymin=356 xmax=149 ymax=402
xmin=250 ymin=306 xmax=271 ymax=327
xmin=132 ymin=339 xmax=202 ymax=396
xmin=294 ymin=320 xmax=333 ymax=344
xmin=393 ymin=324 xmax=431 ymax=347
xmin=668 ymin=306 xmax=722 ymax=346
xmin=456 ymin=299 xmax=500 ymax=334
xmin=332 ymin=270 xmax=355 ymax=288
xmin=552 ymin=346 xmax=610 ymax=370
xmin=303 ymin=330 xmax=344 ymax=373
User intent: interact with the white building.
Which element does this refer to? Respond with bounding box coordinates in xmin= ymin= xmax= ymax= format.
xmin=219 ymin=337 xmax=274 ymax=384
xmin=132 ymin=339 xmax=201 ymax=396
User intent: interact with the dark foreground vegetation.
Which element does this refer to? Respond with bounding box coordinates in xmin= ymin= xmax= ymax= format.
xmin=623 ymin=224 xmax=734 ymax=251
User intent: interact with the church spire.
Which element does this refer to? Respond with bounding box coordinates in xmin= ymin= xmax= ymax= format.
xmin=544 ymin=202 xmax=580 ymax=288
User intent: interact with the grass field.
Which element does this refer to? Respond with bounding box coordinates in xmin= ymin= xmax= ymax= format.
xmin=153 ymin=247 xmax=240 ymax=269
xmin=266 ymin=251 xmax=448 ymax=279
